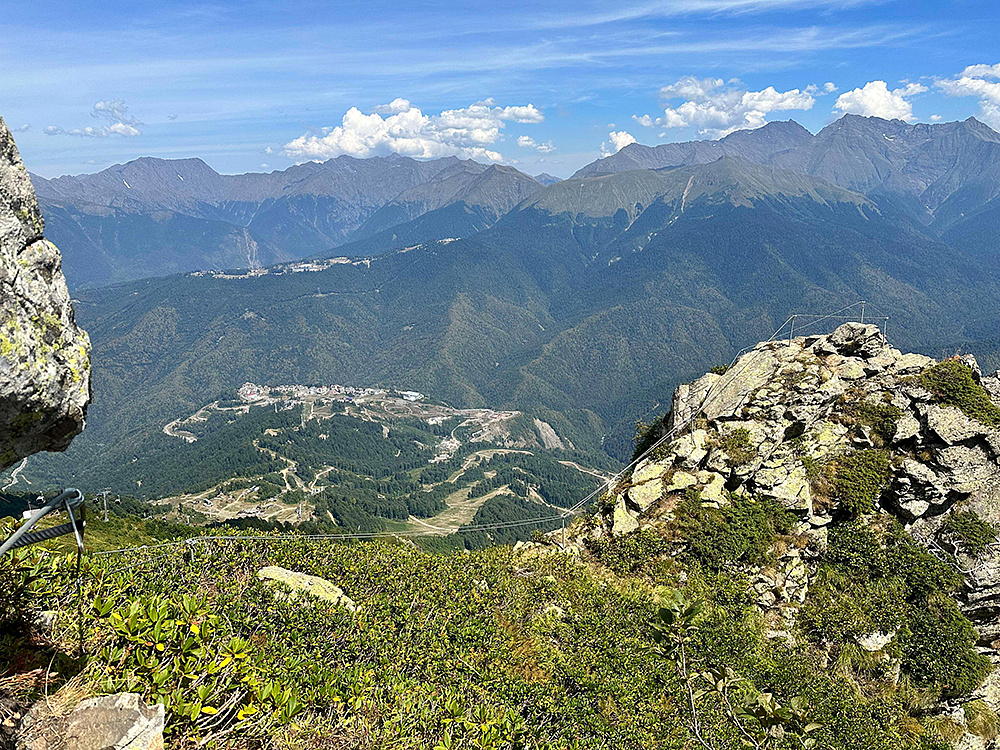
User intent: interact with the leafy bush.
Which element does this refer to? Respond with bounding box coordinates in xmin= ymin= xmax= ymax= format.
xmin=585 ymin=528 xmax=672 ymax=576
xmin=901 ymin=597 xmax=991 ymax=698
xmin=91 ymin=593 xmax=303 ymax=739
xmin=802 ymin=522 xmax=986 ymax=699
xmin=940 ymin=510 xmax=998 ymax=557
xmin=915 ymin=360 xmax=1000 ymax=427
xmin=0 ymin=526 xmax=67 ymax=632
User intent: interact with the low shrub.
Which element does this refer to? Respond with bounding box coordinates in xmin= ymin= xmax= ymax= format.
xmin=831 ymin=449 xmax=891 ymax=515
xmin=673 ymin=493 xmax=794 ymax=570
xmin=846 ymin=400 xmax=903 ymax=446
xmin=940 ymin=510 xmax=998 ymax=557
xmin=586 ymin=528 xmax=673 ymax=576
xmin=719 ymin=427 xmax=755 ymax=467
xmin=803 ymin=522 xmax=984 ymax=699
xmin=915 ymin=360 xmax=1000 ymax=427
xmin=901 ymin=596 xmax=992 ymax=698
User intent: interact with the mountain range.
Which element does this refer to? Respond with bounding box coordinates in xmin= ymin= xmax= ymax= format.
xmin=29 ymin=114 xmax=1000 ymax=292
xmin=20 ymin=134 xmax=1000 ymax=491
xmin=31 ymin=155 xmax=546 ymax=287
xmin=576 ymin=115 xmax=1000 ymax=230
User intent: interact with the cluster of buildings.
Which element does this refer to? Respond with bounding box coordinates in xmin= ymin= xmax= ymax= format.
xmin=237 ymin=382 xmax=423 ymax=403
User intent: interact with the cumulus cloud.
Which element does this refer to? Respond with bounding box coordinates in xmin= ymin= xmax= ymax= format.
xmin=44 ymin=99 xmax=143 ymax=138
xmin=10 ymin=123 xmax=31 ymax=133
xmin=824 ymin=82 xmax=838 ymax=93
xmin=600 ymin=130 xmax=637 ymax=157
xmin=633 ymin=76 xmax=815 ymax=138
xmin=517 ymin=135 xmax=555 ymax=153
xmin=283 ymin=99 xmax=544 ymax=162
xmin=833 ymin=81 xmax=926 ymax=121
xmin=936 ymin=64 xmax=1000 ymax=128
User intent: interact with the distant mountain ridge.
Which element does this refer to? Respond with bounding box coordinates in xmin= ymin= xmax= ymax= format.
xmin=576 ymin=115 xmax=1000 ymax=229
xmin=571 ymin=120 xmax=814 ymax=177
xmin=31 ymin=154 xmax=543 ymax=287
xmin=27 ymin=113 xmax=1000 ymax=291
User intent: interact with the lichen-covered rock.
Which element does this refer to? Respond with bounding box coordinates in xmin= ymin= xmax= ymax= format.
xmin=0 ymin=117 xmax=90 ymax=469
xmin=258 ymin=565 xmax=357 ymax=610
xmin=595 ymin=322 xmax=1000 ymax=671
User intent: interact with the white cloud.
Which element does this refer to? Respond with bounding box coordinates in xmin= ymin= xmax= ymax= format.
xmin=930 ymin=114 xmax=942 ymax=122
xmin=10 ymin=123 xmax=31 ymax=133
xmin=517 ymin=135 xmax=555 ymax=153
xmin=283 ymin=99 xmax=544 ymax=162
xmin=824 ymin=82 xmax=838 ymax=93
xmin=44 ymin=99 xmax=143 ymax=138
xmin=633 ymin=76 xmax=815 ymax=137
xmin=833 ymin=80 xmax=926 ymax=121
xmin=936 ymin=64 xmax=1000 ymax=129
xmin=373 ymin=98 xmax=412 ymax=114
xmin=600 ymin=130 xmax=637 ymax=157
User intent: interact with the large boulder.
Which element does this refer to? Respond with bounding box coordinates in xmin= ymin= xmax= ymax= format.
xmin=0 ymin=116 xmax=90 ymax=470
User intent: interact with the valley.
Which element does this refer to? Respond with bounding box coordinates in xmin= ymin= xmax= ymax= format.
xmin=32 ymin=379 xmax=608 ymax=541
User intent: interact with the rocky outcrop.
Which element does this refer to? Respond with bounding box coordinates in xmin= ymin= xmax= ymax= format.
xmin=0 ymin=117 xmax=90 ymax=469
xmin=599 ymin=323 xmax=1000 ymax=653
xmin=16 ymin=693 xmax=164 ymax=750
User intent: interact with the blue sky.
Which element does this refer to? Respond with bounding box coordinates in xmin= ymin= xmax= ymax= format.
xmin=3 ymin=0 xmax=1000 ymax=178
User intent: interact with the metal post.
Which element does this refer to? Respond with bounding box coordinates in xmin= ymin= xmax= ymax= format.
xmin=561 ymin=519 xmax=566 ymax=548
xmin=860 ymin=301 xmax=865 ymax=325
xmin=788 ymin=316 xmax=794 ymax=345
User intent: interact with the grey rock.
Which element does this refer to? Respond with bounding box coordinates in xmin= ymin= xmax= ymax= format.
xmin=855 ymin=629 xmax=896 ymax=652
xmin=892 ymin=352 xmax=936 ymax=375
xmin=65 ymin=694 xmax=164 ymax=750
xmin=0 ymin=117 xmax=90 ymax=470
xmin=17 ymin=693 xmax=164 ymax=750
xmin=982 ymin=370 xmax=1000 ymax=404
xmin=892 ymin=414 xmax=921 ymax=444
xmin=628 ymin=478 xmax=664 ymax=512
xmin=825 ymin=322 xmax=887 ymax=359
xmin=611 ymin=495 xmax=639 ymax=535
xmin=925 ymin=404 xmax=989 ymax=444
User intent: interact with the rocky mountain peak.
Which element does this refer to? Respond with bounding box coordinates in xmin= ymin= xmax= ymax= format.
xmin=0 ymin=117 xmax=91 ymax=469
xmin=592 ymin=322 xmax=999 ymax=664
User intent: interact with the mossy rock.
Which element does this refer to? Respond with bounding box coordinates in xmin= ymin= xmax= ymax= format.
xmin=257 ymin=565 xmax=357 ymax=610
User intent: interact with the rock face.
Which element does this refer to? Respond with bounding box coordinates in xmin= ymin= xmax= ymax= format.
xmin=603 ymin=323 xmax=1000 ymax=655
xmin=0 ymin=117 xmax=90 ymax=470
xmin=16 ymin=693 xmax=164 ymax=750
